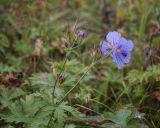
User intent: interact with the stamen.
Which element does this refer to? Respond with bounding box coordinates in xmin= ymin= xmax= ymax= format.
xmin=117 ymin=49 xmax=121 ymax=53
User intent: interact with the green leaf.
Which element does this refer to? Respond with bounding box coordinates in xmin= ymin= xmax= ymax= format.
xmin=0 ymin=63 xmax=17 ymax=73
xmin=0 ymin=88 xmax=25 ymax=109
xmin=13 ymin=40 xmax=32 ymax=55
xmin=54 ymin=102 xmax=80 ymax=128
xmin=1 ymin=94 xmax=51 ymax=127
xmin=54 ymin=105 xmax=66 ymax=128
xmin=104 ymin=109 xmax=132 ymax=127
xmin=0 ymin=34 xmax=9 ymax=53
xmin=104 ymin=108 xmax=148 ymax=128
xmin=29 ymin=73 xmax=56 ymax=89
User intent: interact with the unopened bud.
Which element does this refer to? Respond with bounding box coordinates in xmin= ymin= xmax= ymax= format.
xmin=76 ymin=30 xmax=87 ymax=38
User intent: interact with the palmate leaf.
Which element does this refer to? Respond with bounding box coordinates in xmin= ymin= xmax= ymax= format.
xmin=33 ymin=90 xmax=54 ymax=106
xmin=54 ymin=102 xmax=80 ymax=128
xmin=1 ymin=95 xmax=41 ymax=123
xmin=29 ymin=74 xmax=65 ymax=100
xmin=104 ymin=109 xmax=132 ymax=128
xmin=1 ymin=94 xmax=53 ymax=128
xmin=54 ymin=106 xmax=66 ymax=128
xmin=54 ymin=59 xmax=87 ymax=75
xmin=104 ymin=109 xmax=148 ymax=128
xmin=60 ymin=102 xmax=80 ymax=117
xmin=0 ymin=88 xmax=25 ymax=109
xmin=29 ymin=73 xmax=56 ymax=89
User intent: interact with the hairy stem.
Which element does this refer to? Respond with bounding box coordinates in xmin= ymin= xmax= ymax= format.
xmin=58 ymin=62 xmax=95 ymax=104
xmin=47 ymin=57 xmax=67 ymax=128
xmin=52 ymin=57 xmax=67 ymax=102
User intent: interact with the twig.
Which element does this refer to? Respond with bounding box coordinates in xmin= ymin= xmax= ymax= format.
xmin=66 ymin=117 xmax=107 ymax=128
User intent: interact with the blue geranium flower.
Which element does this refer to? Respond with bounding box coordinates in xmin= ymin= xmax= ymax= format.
xmin=101 ymin=31 xmax=134 ymax=69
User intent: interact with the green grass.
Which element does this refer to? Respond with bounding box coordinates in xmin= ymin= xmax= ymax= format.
xmin=0 ymin=0 xmax=160 ymax=128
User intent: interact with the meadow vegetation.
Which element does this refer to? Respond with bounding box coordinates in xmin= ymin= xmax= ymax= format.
xmin=0 ymin=0 xmax=160 ymax=128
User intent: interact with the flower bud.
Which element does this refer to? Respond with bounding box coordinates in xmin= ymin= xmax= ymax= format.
xmin=76 ymin=30 xmax=87 ymax=38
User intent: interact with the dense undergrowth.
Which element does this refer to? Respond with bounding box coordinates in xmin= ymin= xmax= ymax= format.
xmin=0 ymin=0 xmax=160 ymax=128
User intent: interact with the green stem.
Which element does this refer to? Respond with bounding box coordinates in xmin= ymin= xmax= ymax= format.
xmin=91 ymin=99 xmax=114 ymax=113
xmin=47 ymin=56 xmax=107 ymax=127
xmin=47 ymin=58 xmax=67 ymax=128
xmin=58 ymin=62 xmax=95 ymax=104
xmin=122 ymin=82 xmax=133 ymax=104
xmin=52 ymin=57 xmax=67 ymax=102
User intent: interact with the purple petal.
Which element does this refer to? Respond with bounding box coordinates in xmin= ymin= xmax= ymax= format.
xmin=119 ymin=37 xmax=134 ymax=51
xmin=120 ymin=52 xmax=131 ymax=64
xmin=127 ymin=40 xmax=134 ymax=51
xmin=106 ymin=31 xmax=121 ymax=45
xmin=123 ymin=53 xmax=131 ymax=64
xmin=101 ymin=41 xmax=111 ymax=55
xmin=112 ymin=52 xmax=124 ymax=69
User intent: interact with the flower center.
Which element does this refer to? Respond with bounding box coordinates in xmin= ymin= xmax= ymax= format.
xmin=122 ymin=52 xmax=127 ymax=57
xmin=116 ymin=48 xmax=121 ymax=53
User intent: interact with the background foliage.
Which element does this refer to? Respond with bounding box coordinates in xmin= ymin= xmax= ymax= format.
xmin=0 ymin=0 xmax=160 ymax=128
